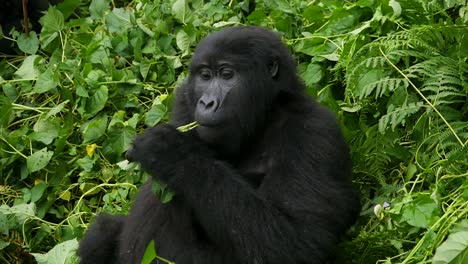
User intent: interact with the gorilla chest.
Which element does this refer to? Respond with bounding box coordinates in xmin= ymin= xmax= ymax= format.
xmin=235 ymin=150 xmax=273 ymax=189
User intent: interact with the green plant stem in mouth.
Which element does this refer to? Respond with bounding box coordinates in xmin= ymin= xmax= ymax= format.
xmin=176 ymin=121 xmax=199 ymax=132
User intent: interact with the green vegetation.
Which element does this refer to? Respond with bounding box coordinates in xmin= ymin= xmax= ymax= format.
xmin=0 ymin=0 xmax=467 ymax=263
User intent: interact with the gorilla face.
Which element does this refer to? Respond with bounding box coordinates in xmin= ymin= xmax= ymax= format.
xmin=184 ymin=27 xmax=297 ymax=156
xmin=191 ymin=59 xmax=245 ymax=155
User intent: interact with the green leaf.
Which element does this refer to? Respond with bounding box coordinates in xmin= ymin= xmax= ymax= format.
xmin=264 ymin=0 xmax=294 ymax=13
xmin=0 ymin=203 xmax=36 ymax=224
xmin=103 ymin=126 xmax=136 ymax=161
xmin=56 ymin=0 xmax=81 ymax=19
xmin=46 ymin=100 xmax=69 ymax=118
xmin=34 ymin=67 xmax=59 ymax=93
xmin=0 ymin=96 xmax=13 ymax=127
xmin=176 ymin=29 xmax=190 ymax=52
xmin=302 ymin=63 xmax=323 ymax=86
xmin=106 ymin=8 xmax=133 ymax=33
xmin=432 ymin=220 xmax=468 ymax=264
xmin=40 ymin=6 xmax=65 ymax=32
xmin=89 ymin=0 xmax=110 ymax=20
xmin=0 ymin=240 xmax=10 ymax=250
xmin=302 ymin=6 xmax=324 ymax=22
xmin=31 ymin=117 xmax=60 ymax=145
xmin=86 ymin=85 xmax=109 ymax=117
xmin=27 ymin=148 xmax=54 ymax=173
xmin=139 ymin=60 xmax=151 ymax=80
xmin=152 ymin=180 xmax=174 ymax=204
xmin=144 ymin=104 xmax=168 ymax=127
xmin=17 ymin=32 xmax=39 ymax=54
xmin=389 ymin=0 xmax=402 ymax=17
xmin=77 ymin=156 xmax=95 ymax=172
xmin=81 ymin=114 xmax=108 ymax=143
xmin=140 ymin=240 xmax=157 ymax=264
xmin=31 ymin=182 xmax=48 ymax=203
xmin=172 ymin=0 xmax=192 ymax=24
xmin=31 ymin=238 xmax=79 ymax=264
xmin=402 ymin=195 xmax=439 ymax=228
xmin=15 ymin=55 xmax=41 ymax=79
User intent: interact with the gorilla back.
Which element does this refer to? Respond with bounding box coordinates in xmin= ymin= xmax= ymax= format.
xmin=78 ymin=26 xmax=360 ymax=264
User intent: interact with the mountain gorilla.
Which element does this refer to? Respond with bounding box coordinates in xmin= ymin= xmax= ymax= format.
xmin=78 ymin=26 xmax=360 ymax=264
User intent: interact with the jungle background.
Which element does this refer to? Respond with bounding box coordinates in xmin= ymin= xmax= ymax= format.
xmin=0 ymin=0 xmax=467 ymax=263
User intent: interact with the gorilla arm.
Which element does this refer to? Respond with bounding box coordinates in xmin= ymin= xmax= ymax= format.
xmin=126 ymin=124 xmax=333 ymax=264
xmin=77 ymin=214 xmax=124 ymax=264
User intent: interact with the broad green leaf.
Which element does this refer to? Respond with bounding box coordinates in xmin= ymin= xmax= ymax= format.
xmin=402 ymin=195 xmax=439 ymax=228
xmin=320 ymin=7 xmax=362 ymax=35
xmin=46 ymin=100 xmax=69 ymax=118
xmin=34 ymin=67 xmax=59 ymax=93
xmin=144 ymin=104 xmax=168 ymax=127
xmin=433 ymin=220 xmax=468 ymax=264
xmin=27 ymin=148 xmax=54 ymax=173
xmin=302 ymin=6 xmax=324 ymax=22
xmin=405 ymin=163 xmax=418 ymax=181
xmin=0 ymin=203 xmax=36 ymax=224
xmin=39 ymin=31 xmax=59 ymax=49
xmin=264 ymin=0 xmax=294 ymax=13
xmin=141 ymin=240 xmax=157 ymax=264
xmin=81 ymin=114 xmax=108 ymax=143
xmin=31 ymin=238 xmax=79 ymax=264
xmin=31 ymin=182 xmax=48 ymax=203
xmin=40 ymin=6 xmax=65 ymax=32
xmin=103 ymin=126 xmax=136 ymax=161
xmin=172 ymin=0 xmax=192 ymax=24
xmin=0 ymin=96 xmax=13 ymax=127
xmin=59 ymin=190 xmax=71 ymax=202
xmin=247 ymin=10 xmax=267 ymax=24
xmin=77 ymin=156 xmax=95 ymax=172
xmin=106 ymin=8 xmax=133 ymax=33
xmin=176 ymin=30 xmax=190 ymax=52
xmin=17 ymin=32 xmax=39 ymax=54
xmin=89 ymin=0 xmax=110 ymax=20
xmin=86 ymin=85 xmax=109 ymax=117
xmin=139 ymin=61 xmax=151 ymax=80
xmin=31 ymin=117 xmax=60 ymax=145
xmin=15 ymin=55 xmax=41 ymax=79
xmin=302 ymin=63 xmax=323 ymax=86
xmin=56 ymin=0 xmax=81 ymax=19
xmin=0 ymin=240 xmax=9 ymax=250
xmin=389 ymin=0 xmax=402 ymax=17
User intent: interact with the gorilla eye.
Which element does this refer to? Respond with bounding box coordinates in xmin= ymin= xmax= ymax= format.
xmin=219 ymin=68 xmax=234 ymax=79
xmin=199 ymin=69 xmax=212 ymax=80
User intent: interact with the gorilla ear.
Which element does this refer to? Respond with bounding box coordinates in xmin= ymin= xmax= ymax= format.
xmin=268 ymin=59 xmax=279 ymax=78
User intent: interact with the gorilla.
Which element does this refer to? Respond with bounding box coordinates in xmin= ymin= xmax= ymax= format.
xmin=78 ymin=26 xmax=360 ymax=264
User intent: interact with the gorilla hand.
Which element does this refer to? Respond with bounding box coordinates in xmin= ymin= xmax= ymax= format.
xmin=126 ymin=123 xmax=209 ymax=183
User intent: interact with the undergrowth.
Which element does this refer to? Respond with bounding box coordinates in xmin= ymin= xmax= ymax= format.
xmin=0 ymin=0 xmax=467 ymax=263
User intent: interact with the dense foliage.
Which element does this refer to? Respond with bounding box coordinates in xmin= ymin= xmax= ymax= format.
xmin=0 ymin=0 xmax=467 ymax=263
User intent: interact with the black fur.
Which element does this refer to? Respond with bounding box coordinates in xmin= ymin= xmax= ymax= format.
xmin=78 ymin=26 xmax=360 ymax=264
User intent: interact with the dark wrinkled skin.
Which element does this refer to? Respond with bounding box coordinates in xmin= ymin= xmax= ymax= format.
xmin=78 ymin=26 xmax=361 ymax=264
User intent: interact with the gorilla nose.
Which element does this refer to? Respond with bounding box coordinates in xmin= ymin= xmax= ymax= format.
xmin=198 ymin=96 xmax=219 ymax=113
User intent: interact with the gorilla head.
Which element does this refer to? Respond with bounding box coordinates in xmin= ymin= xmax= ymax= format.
xmin=186 ymin=27 xmax=302 ymax=155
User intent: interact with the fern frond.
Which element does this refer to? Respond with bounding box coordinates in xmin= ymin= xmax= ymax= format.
xmin=379 ymin=102 xmax=425 ymax=133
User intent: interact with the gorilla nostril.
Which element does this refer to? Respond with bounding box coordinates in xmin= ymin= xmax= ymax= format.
xmin=198 ymin=98 xmax=218 ymax=112
xmin=206 ymin=101 xmax=215 ymax=109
